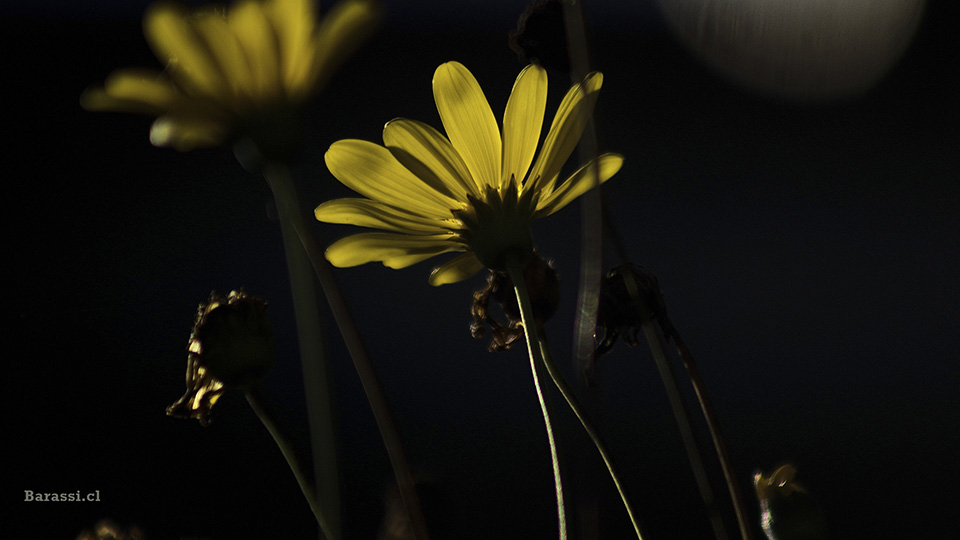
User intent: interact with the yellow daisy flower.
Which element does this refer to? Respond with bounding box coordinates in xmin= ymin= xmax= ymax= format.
xmin=316 ymin=61 xmax=624 ymax=286
xmin=81 ymin=0 xmax=380 ymax=156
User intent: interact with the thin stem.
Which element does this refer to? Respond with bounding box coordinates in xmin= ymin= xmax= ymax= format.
xmin=640 ymin=321 xmax=727 ymax=540
xmin=262 ymin=163 xmax=431 ymax=540
xmin=563 ymin=0 xmax=604 ymax=377
xmin=606 ymin=208 xmax=752 ymax=539
xmin=506 ymin=255 xmax=567 ymax=540
xmin=671 ymin=331 xmax=753 ymax=540
xmin=246 ymin=388 xmax=338 ymax=540
xmin=267 ymin=164 xmax=341 ymax=539
xmin=533 ymin=320 xmax=646 ymax=540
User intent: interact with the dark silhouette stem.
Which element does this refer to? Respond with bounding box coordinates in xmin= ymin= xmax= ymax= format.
xmin=640 ymin=320 xmax=728 ymax=540
xmin=263 ymin=163 xmax=431 ymax=540
xmin=671 ymin=331 xmax=753 ymax=540
xmin=246 ymin=388 xmax=338 ymax=540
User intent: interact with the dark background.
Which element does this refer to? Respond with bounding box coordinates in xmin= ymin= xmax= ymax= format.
xmin=7 ymin=0 xmax=958 ymax=538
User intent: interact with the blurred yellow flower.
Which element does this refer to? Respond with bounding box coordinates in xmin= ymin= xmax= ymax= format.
xmin=316 ymin=61 xmax=623 ymax=285
xmin=81 ymin=0 xmax=380 ymax=155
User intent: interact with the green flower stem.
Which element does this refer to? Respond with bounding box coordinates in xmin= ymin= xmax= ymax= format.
xmin=262 ymin=163 xmax=431 ymax=540
xmin=246 ymin=388 xmax=338 ymax=540
xmin=671 ymin=332 xmax=753 ymax=540
xmin=506 ymin=255 xmax=567 ymax=540
xmin=530 ymin=314 xmax=647 ymax=540
xmin=640 ymin=320 xmax=728 ymax=540
xmin=265 ymin=164 xmax=341 ymax=539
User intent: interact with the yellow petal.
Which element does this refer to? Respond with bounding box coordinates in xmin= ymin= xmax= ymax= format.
xmin=80 ymin=87 xmax=148 ymax=115
xmin=383 ymin=118 xmax=478 ymax=199
xmin=325 ymin=139 xmax=458 ymax=218
xmin=229 ymin=0 xmax=281 ymax=99
xmin=433 ymin=61 xmax=502 ymax=190
xmin=534 ymin=153 xmax=623 ymax=218
xmin=315 ymin=198 xmax=449 ymax=234
xmin=80 ymin=69 xmax=180 ymax=114
xmin=265 ymin=0 xmax=316 ymax=92
xmin=501 ymin=64 xmax=547 ymax=187
xmin=304 ymin=0 xmax=382 ymax=98
xmin=144 ymin=2 xmax=225 ymax=96
xmin=150 ymin=115 xmax=226 ymax=151
xmin=528 ymin=72 xmax=603 ymax=195
xmin=324 ymin=232 xmax=461 ymax=268
xmin=428 ymin=252 xmax=485 ymax=286
xmin=193 ymin=13 xmax=253 ymax=98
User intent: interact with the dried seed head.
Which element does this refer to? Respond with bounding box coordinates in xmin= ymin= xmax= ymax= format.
xmin=509 ymin=0 xmax=570 ymax=74
xmin=470 ymin=251 xmax=559 ymax=352
xmin=166 ymin=290 xmax=275 ymax=425
xmin=595 ymin=264 xmax=671 ymax=358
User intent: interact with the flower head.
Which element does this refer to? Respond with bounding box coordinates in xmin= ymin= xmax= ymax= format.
xmin=81 ymin=0 xmax=380 ymax=157
xmin=167 ymin=290 xmax=275 ymax=425
xmin=316 ymin=61 xmax=623 ymax=285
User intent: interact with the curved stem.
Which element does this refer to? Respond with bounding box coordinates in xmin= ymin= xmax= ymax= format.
xmin=506 ymin=255 xmax=567 ymax=540
xmin=672 ymin=332 xmax=753 ymax=540
xmin=641 ymin=321 xmax=727 ymax=540
xmin=267 ymin=164 xmax=341 ymax=539
xmin=262 ymin=163 xmax=431 ymax=540
xmin=246 ymin=388 xmax=338 ymax=540
xmin=533 ymin=323 xmax=646 ymax=540
xmin=620 ymin=263 xmax=751 ymax=540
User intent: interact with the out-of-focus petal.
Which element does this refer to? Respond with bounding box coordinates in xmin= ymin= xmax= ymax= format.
xmin=534 ymin=153 xmax=623 ymax=217
xmin=144 ymin=2 xmax=225 ymax=96
xmin=265 ymin=0 xmax=316 ymax=92
xmin=428 ymin=252 xmax=485 ymax=286
xmin=229 ymin=0 xmax=281 ymax=98
xmin=383 ymin=118 xmax=478 ymax=199
xmin=193 ymin=13 xmax=252 ymax=97
xmin=325 ymin=232 xmax=462 ymax=268
xmin=150 ymin=115 xmax=226 ymax=150
xmin=80 ymin=69 xmax=179 ymax=114
xmin=306 ymin=0 xmax=381 ymax=98
xmin=315 ymin=198 xmax=449 ymax=234
xmin=325 ymin=139 xmax=458 ymax=218
xmin=433 ymin=61 xmax=502 ymax=190
xmin=501 ymin=64 xmax=547 ymax=187
xmin=528 ymin=71 xmax=603 ymax=195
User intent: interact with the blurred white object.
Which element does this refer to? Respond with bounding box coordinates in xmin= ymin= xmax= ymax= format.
xmin=656 ymin=0 xmax=926 ymax=100
xmin=755 ymin=465 xmax=827 ymax=540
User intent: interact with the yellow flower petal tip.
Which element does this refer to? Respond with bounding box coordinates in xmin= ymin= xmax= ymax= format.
xmin=84 ymin=0 xmax=381 ymax=157
xmin=318 ymin=62 xmax=622 ymax=285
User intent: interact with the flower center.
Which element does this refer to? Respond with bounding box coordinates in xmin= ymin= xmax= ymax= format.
xmin=455 ymin=177 xmax=539 ymax=270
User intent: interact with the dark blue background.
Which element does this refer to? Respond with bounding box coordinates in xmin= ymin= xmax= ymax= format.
xmin=7 ymin=1 xmax=958 ymax=538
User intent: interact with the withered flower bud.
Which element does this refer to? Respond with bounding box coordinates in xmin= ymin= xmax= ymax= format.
xmin=509 ymin=0 xmax=570 ymax=74
xmin=754 ymin=465 xmax=828 ymax=540
xmin=595 ymin=263 xmax=673 ymax=358
xmin=470 ymin=251 xmax=559 ymax=352
xmin=166 ymin=290 xmax=275 ymax=425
